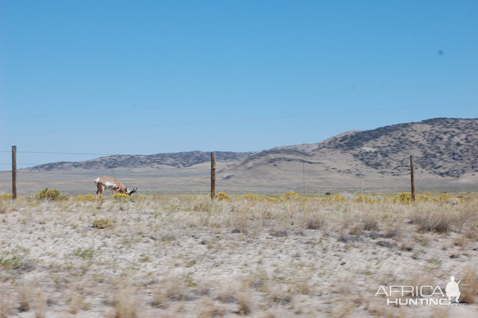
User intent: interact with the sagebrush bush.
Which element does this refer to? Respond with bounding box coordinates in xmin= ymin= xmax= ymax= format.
xmin=438 ymin=193 xmax=453 ymax=201
xmin=409 ymin=206 xmax=454 ymax=233
xmin=113 ymin=193 xmax=129 ymax=201
xmin=181 ymin=195 xmax=204 ymax=201
xmin=460 ymin=265 xmax=478 ymax=304
xmin=281 ymin=191 xmax=300 ymax=201
xmin=0 ymin=194 xmax=25 ymax=202
xmin=353 ymin=195 xmax=377 ymax=203
xmin=304 ymin=211 xmax=326 ymax=230
xmin=237 ymin=193 xmax=262 ymax=202
xmin=0 ymin=194 xmax=13 ymax=201
xmin=93 ymin=218 xmax=115 ymax=229
xmin=214 ymin=192 xmax=231 ymax=201
xmin=393 ymin=192 xmax=458 ymax=204
xmin=111 ymin=287 xmax=141 ymax=318
xmin=35 ymin=188 xmax=68 ymax=201
xmin=327 ymin=194 xmax=349 ymax=202
xmin=77 ymin=194 xmax=98 ymax=201
xmin=0 ymin=289 xmax=15 ymax=318
xmin=393 ymin=193 xmax=413 ymax=204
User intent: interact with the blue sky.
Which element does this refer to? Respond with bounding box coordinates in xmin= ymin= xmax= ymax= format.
xmin=0 ymin=0 xmax=477 ymax=169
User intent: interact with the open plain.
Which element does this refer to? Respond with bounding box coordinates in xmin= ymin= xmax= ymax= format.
xmin=0 ymin=194 xmax=477 ymax=318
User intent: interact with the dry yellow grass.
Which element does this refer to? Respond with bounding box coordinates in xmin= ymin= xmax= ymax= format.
xmin=0 ymin=195 xmax=477 ymax=317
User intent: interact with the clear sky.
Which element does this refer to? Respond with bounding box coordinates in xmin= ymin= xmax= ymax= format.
xmin=1 ymin=0 xmax=477 ymax=169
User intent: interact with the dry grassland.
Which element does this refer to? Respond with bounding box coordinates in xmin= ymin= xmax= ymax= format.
xmin=0 ymin=196 xmax=478 ymax=318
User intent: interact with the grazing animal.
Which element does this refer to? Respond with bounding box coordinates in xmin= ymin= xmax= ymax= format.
xmin=94 ymin=176 xmax=138 ymax=198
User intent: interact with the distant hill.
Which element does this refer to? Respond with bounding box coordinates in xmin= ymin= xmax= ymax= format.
xmin=26 ymin=118 xmax=478 ymax=182
xmin=27 ymin=151 xmax=254 ymax=171
xmin=221 ymin=118 xmax=478 ymax=181
xmin=318 ymin=117 xmax=478 ymax=178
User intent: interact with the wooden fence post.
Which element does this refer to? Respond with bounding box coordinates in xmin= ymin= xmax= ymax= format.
xmin=410 ymin=155 xmax=416 ymax=202
xmin=12 ymin=145 xmax=17 ymax=200
xmin=211 ymin=152 xmax=216 ymax=201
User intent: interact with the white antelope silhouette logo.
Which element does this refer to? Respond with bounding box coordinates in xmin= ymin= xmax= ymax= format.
xmin=446 ymin=275 xmax=465 ymax=303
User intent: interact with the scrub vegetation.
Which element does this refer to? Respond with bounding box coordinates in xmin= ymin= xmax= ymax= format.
xmin=0 ymin=192 xmax=477 ymax=317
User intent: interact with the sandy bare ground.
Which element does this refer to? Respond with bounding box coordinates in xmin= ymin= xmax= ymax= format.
xmin=0 ymin=196 xmax=477 ymax=318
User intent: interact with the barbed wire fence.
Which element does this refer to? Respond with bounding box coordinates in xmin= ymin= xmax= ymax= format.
xmin=0 ymin=146 xmax=429 ymax=199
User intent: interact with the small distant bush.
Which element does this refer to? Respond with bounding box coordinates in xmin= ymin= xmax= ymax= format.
xmin=237 ymin=193 xmax=262 ymax=202
xmin=215 ymin=192 xmax=231 ymax=201
xmin=93 ymin=218 xmax=115 ymax=229
xmin=438 ymin=193 xmax=453 ymax=201
xmin=77 ymin=194 xmax=98 ymax=201
xmin=181 ymin=195 xmax=203 ymax=201
xmin=393 ymin=193 xmax=413 ymax=204
xmin=340 ymin=193 xmax=355 ymax=201
xmin=304 ymin=212 xmax=326 ymax=230
xmin=113 ymin=193 xmax=129 ymax=201
xmin=327 ymin=194 xmax=349 ymax=202
xmin=0 ymin=194 xmax=26 ymax=202
xmin=410 ymin=208 xmax=454 ymax=233
xmin=264 ymin=197 xmax=279 ymax=203
xmin=460 ymin=265 xmax=478 ymax=304
xmin=0 ymin=193 xmax=13 ymax=201
xmin=353 ymin=195 xmax=377 ymax=203
xmin=416 ymin=192 xmax=434 ymax=202
xmin=391 ymin=192 xmax=457 ymax=204
xmin=35 ymin=188 xmax=68 ymax=201
xmin=281 ymin=191 xmax=300 ymax=201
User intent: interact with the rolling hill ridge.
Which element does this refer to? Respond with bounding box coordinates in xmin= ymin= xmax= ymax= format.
xmin=222 ymin=117 xmax=478 ymax=180
xmin=26 ymin=118 xmax=478 ymax=180
xmin=27 ymin=151 xmax=254 ymax=171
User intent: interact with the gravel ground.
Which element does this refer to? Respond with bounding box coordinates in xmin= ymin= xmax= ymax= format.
xmin=0 ymin=197 xmax=477 ymax=318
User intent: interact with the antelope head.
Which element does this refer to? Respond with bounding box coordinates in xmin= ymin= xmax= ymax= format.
xmin=127 ymin=187 xmax=138 ymax=196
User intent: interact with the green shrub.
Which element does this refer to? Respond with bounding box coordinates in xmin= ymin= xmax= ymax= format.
xmin=77 ymin=194 xmax=98 ymax=201
xmin=35 ymin=188 xmax=68 ymax=201
xmin=113 ymin=193 xmax=129 ymax=202
xmin=215 ymin=192 xmax=231 ymax=201
xmin=236 ymin=193 xmax=262 ymax=202
xmin=0 ymin=193 xmax=13 ymax=201
xmin=281 ymin=191 xmax=300 ymax=201
xmin=353 ymin=195 xmax=377 ymax=203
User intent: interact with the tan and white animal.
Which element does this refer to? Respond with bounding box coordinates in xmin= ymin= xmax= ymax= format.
xmin=94 ymin=176 xmax=138 ymax=198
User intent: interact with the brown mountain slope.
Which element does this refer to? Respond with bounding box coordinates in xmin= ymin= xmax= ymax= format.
xmin=27 ymin=151 xmax=254 ymax=171
xmin=318 ymin=117 xmax=478 ymax=178
xmin=219 ymin=118 xmax=478 ymax=191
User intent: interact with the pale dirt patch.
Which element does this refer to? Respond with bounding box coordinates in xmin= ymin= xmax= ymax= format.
xmin=0 ymin=198 xmax=477 ymax=317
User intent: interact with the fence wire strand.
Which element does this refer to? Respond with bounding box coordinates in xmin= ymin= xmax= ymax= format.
xmin=0 ymin=148 xmax=449 ymax=196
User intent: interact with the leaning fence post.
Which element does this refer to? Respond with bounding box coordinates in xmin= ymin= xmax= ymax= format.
xmin=12 ymin=145 xmax=17 ymax=200
xmin=410 ymin=155 xmax=416 ymax=202
xmin=211 ymin=152 xmax=216 ymax=201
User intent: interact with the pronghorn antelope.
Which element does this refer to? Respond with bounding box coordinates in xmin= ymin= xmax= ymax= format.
xmin=94 ymin=176 xmax=138 ymax=198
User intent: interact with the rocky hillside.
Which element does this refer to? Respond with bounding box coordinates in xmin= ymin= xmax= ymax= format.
xmin=320 ymin=118 xmax=478 ymax=177
xmin=27 ymin=151 xmax=254 ymax=171
xmin=227 ymin=118 xmax=478 ymax=179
